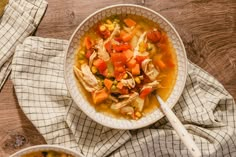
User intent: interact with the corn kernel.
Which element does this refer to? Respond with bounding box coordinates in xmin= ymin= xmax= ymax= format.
xmin=135 ymin=111 xmax=142 ymax=118
xmin=106 ymin=19 xmax=112 ymax=24
xmin=79 ymin=60 xmax=85 ymax=64
xmin=111 ymin=85 xmax=116 ymax=90
xmin=99 ymin=25 xmax=106 ymax=31
xmin=79 ymin=50 xmax=85 ymax=55
xmin=105 ymin=24 xmax=114 ymax=31
xmin=113 ymin=80 xmax=118 ymax=85
xmin=135 ymin=77 xmax=141 ymax=84
xmin=91 ymin=66 xmax=98 ymax=74
xmin=123 ymin=73 xmax=128 ymax=79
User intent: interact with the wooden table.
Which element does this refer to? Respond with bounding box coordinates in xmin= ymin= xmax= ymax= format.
xmin=0 ymin=0 xmax=235 ymax=156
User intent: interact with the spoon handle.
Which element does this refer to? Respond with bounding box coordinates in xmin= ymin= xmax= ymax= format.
xmin=157 ymin=96 xmax=201 ymax=157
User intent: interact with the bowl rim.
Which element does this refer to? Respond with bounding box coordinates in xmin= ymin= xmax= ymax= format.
xmin=64 ymin=4 xmax=188 ymax=130
xmin=9 ymin=144 xmax=84 ymax=157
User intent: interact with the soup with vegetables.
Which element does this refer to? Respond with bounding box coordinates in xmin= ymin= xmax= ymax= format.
xmin=74 ymin=15 xmax=177 ymax=120
xmin=21 ymin=150 xmax=74 ymax=157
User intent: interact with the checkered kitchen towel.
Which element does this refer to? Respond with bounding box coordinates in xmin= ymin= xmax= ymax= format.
xmin=11 ymin=37 xmax=236 ymax=157
xmin=0 ymin=0 xmax=47 ymax=90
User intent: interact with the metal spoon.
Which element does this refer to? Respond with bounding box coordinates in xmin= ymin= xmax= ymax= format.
xmin=156 ymin=95 xmax=201 ymax=157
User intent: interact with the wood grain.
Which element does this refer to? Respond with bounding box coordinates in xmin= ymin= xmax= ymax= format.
xmin=0 ymin=0 xmax=235 ymax=156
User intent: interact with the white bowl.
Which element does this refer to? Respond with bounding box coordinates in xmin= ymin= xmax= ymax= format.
xmin=10 ymin=145 xmax=84 ymax=157
xmin=64 ymin=4 xmax=187 ymax=130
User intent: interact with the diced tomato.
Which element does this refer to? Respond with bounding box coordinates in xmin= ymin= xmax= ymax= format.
xmin=97 ymin=24 xmax=110 ymax=39
xmin=165 ymin=59 xmax=175 ymax=68
xmin=85 ymin=49 xmax=93 ymax=59
xmin=139 ymin=88 xmax=152 ymax=99
xmin=147 ymin=30 xmax=161 ymax=43
xmin=113 ymin=43 xmax=131 ymax=52
xmin=157 ymin=43 xmax=168 ymax=52
xmin=126 ymin=58 xmax=137 ymax=69
xmin=123 ymin=49 xmax=133 ymax=61
xmin=105 ymin=41 xmax=112 ymax=53
xmin=92 ymin=88 xmax=109 ymax=104
xmin=119 ymin=87 xmax=129 ymax=95
xmin=93 ymin=58 xmax=107 ymax=73
xmin=132 ymin=64 xmax=140 ymax=75
xmin=114 ymin=37 xmax=123 ymax=42
xmin=120 ymin=30 xmax=133 ymax=42
xmin=135 ymin=55 xmax=148 ymax=64
xmin=104 ymin=78 xmax=113 ymax=90
xmin=115 ymin=66 xmax=125 ymax=73
xmin=116 ymin=82 xmax=123 ymax=89
xmin=84 ymin=37 xmax=92 ymax=49
xmin=114 ymin=71 xmax=126 ymax=81
xmin=102 ymin=68 xmax=109 ymax=77
xmin=159 ymin=33 xmax=168 ymax=43
xmin=111 ymin=53 xmax=127 ymax=64
xmin=124 ymin=18 xmax=136 ymax=27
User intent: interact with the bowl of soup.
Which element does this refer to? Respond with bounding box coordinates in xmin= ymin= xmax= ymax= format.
xmin=10 ymin=145 xmax=84 ymax=157
xmin=64 ymin=4 xmax=187 ymax=129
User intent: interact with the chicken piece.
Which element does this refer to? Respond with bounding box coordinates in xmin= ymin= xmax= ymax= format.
xmin=141 ymin=80 xmax=159 ymax=91
xmin=118 ymin=94 xmax=130 ymax=99
xmin=95 ymin=24 xmax=120 ymax=61
xmin=110 ymin=92 xmax=139 ymax=110
xmin=73 ymin=65 xmax=100 ymax=92
xmin=108 ymin=95 xmax=118 ymax=103
xmin=89 ymin=51 xmax=97 ymax=67
xmin=120 ymin=71 xmax=136 ymax=89
xmin=95 ymin=39 xmax=110 ymax=61
xmin=133 ymin=32 xmax=149 ymax=57
xmin=120 ymin=106 xmax=134 ymax=115
xmin=141 ymin=59 xmax=159 ymax=81
xmin=133 ymin=97 xmax=145 ymax=112
xmin=104 ymin=23 xmax=120 ymax=44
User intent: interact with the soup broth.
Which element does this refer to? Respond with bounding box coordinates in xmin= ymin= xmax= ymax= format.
xmin=74 ymin=15 xmax=177 ymax=119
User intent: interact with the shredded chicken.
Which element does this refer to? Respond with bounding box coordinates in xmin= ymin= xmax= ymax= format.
xmin=118 ymin=94 xmax=130 ymax=99
xmin=141 ymin=59 xmax=159 ymax=81
xmin=121 ymin=78 xmax=135 ymax=89
xmin=120 ymin=106 xmax=134 ymax=115
xmin=110 ymin=92 xmax=139 ymax=110
xmin=105 ymin=23 xmax=120 ymax=44
xmin=108 ymin=95 xmax=118 ymax=103
xmin=73 ymin=65 xmax=100 ymax=92
xmin=95 ymin=39 xmax=110 ymax=61
xmin=133 ymin=97 xmax=145 ymax=112
xmin=141 ymin=80 xmax=159 ymax=91
xmin=133 ymin=32 xmax=149 ymax=57
xmin=89 ymin=51 xmax=97 ymax=67
xmin=120 ymin=71 xmax=136 ymax=89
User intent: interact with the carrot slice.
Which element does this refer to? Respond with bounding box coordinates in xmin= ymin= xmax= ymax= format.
xmin=92 ymin=88 xmax=109 ymax=104
xmin=156 ymin=59 xmax=166 ymax=70
xmin=123 ymin=49 xmax=133 ymax=61
xmin=84 ymin=37 xmax=92 ymax=49
xmin=140 ymin=88 xmax=152 ymax=99
xmin=126 ymin=58 xmax=136 ymax=69
xmin=105 ymin=41 xmax=112 ymax=53
xmin=116 ymin=82 xmax=123 ymax=89
xmin=124 ymin=18 xmax=136 ymax=27
xmin=147 ymin=30 xmax=161 ymax=43
xmin=104 ymin=78 xmax=113 ymax=90
xmin=132 ymin=64 xmax=140 ymax=75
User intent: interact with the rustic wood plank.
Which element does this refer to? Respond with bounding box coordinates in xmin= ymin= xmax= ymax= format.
xmin=0 ymin=0 xmax=235 ymax=156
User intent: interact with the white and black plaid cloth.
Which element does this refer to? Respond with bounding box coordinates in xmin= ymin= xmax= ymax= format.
xmin=11 ymin=36 xmax=236 ymax=157
xmin=0 ymin=0 xmax=47 ymax=90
